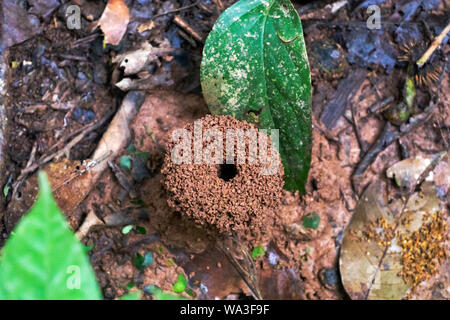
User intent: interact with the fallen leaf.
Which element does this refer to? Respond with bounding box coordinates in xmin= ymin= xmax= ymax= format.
xmin=2 ymin=0 xmax=42 ymax=48
xmin=386 ymin=152 xmax=446 ymax=189
xmin=97 ymin=0 xmax=130 ymax=45
xmin=115 ymin=73 xmax=173 ymax=91
xmin=112 ymin=42 xmax=172 ymax=75
xmin=138 ymin=20 xmax=155 ymax=33
xmin=339 ymin=181 xmax=441 ymax=300
xmin=5 ymin=92 xmax=145 ymax=232
xmin=175 ymin=245 xmax=247 ymax=299
xmin=28 ymin=0 xmax=60 ymax=20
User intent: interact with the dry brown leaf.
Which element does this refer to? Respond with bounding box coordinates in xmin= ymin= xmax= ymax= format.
xmin=112 ymin=42 xmax=173 ymax=76
xmin=97 ymin=0 xmax=130 ymax=46
xmin=386 ymin=155 xmax=435 ymax=189
xmin=339 ymin=181 xmax=441 ymax=300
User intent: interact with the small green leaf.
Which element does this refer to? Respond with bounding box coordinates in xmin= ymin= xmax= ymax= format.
xmin=130 ymin=199 xmax=146 ymax=206
xmin=172 ymin=274 xmax=188 ymax=293
xmin=142 ymin=252 xmax=154 ymax=267
xmin=302 ymin=212 xmax=320 ymax=230
xmin=3 ymin=184 xmax=10 ymax=197
xmin=201 ymin=0 xmax=312 ymax=192
xmin=404 ymin=77 xmax=416 ymax=108
xmin=136 ymin=226 xmax=147 ymax=234
xmin=145 ymin=285 xmax=187 ymax=300
xmin=251 ymin=246 xmax=266 ymax=259
xmin=118 ymin=291 xmax=142 ymax=300
xmin=134 ymin=252 xmax=153 ymax=270
xmin=127 ymin=144 xmax=150 ymax=161
xmin=186 ymin=288 xmax=196 ymax=297
xmin=134 ymin=253 xmax=144 ymax=270
xmin=120 ymin=156 xmax=131 ymax=171
xmin=122 ymin=225 xmax=133 ymax=234
xmin=0 ymin=171 xmax=102 ymax=300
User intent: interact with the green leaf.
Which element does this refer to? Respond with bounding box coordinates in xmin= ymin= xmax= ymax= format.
xmin=118 ymin=291 xmax=142 ymax=300
xmin=122 ymin=224 xmax=133 ymax=234
xmin=302 ymin=212 xmax=320 ymax=230
xmin=133 ymin=253 xmax=145 ymax=269
xmin=251 ymin=246 xmax=266 ymax=259
xmin=136 ymin=226 xmax=147 ymax=234
xmin=173 ymin=274 xmax=187 ymax=293
xmin=201 ymin=0 xmax=312 ymax=192
xmin=130 ymin=199 xmax=146 ymax=206
xmin=145 ymin=285 xmax=188 ymax=300
xmin=127 ymin=144 xmax=150 ymax=161
xmin=3 ymin=184 xmax=10 ymax=198
xmin=134 ymin=252 xmax=153 ymax=270
xmin=0 ymin=172 xmax=102 ymax=300
xmin=142 ymin=252 xmax=154 ymax=267
xmin=120 ymin=155 xmax=131 ymax=171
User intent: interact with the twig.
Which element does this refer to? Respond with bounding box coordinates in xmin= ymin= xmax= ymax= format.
xmin=320 ymin=68 xmax=367 ymax=129
xmin=11 ymin=109 xmax=115 ymax=198
xmin=212 ymin=0 xmax=225 ymax=12
xmin=138 ymin=1 xmax=200 ymax=32
xmin=57 ymin=54 xmax=88 ymax=62
xmin=416 ymin=22 xmax=450 ymax=68
xmin=153 ymin=1 xmax=200 ymax=20
xmin=51 ymin=151 xmax=112 ymax=193
xmin=352 ymin=101 xmax=436 ymax=188
xmin=25 ymin=142 xmax=38 ymax=169
xmin=350 ymin=99 xmax=367 ymax=154
xmin=216 ymin=236 xmax=262 ymax=300
xmin=173 ymin=15 xmax=203 ymax=42
xmin=71 ymin=33 xmax=99 ymax=48
xmin=369 ymin=96 xmax=395 ymax=114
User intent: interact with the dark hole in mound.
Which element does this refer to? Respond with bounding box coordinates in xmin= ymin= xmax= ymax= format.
xmin=218 ymin=164 xmax=238 ymax=181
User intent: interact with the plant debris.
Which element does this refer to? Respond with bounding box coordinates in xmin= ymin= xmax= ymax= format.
xmin=398 ymin=212 xmax=447 ymax=293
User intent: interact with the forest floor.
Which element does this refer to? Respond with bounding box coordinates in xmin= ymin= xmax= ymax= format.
xmin=0 ymin=0 xmax=449 ymax=299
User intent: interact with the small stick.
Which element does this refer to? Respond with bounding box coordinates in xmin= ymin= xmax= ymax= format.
xmin=173 ymin=15 xmax=203 ymax=43
xmin=369 ymin=96 xmax=395 ymax=114
xmin=416 ymin=22 xmax=450 ymax=68
xmin=352 ymin=101 xmax=436 ymax=190
xmin=11 ymin=108 xmax=115 ymax=198
xmin=217 ymin=236 xmax=262 ymax=300
xmin=177 ymin=29 xmax=197 ymax=47
xmin=138 ymin=1 xmax=200 ymax=32
xmin=153 ymin=1 xmax=200 ymax=19
xmin=350 ymin=101 xmax=367 ymax=154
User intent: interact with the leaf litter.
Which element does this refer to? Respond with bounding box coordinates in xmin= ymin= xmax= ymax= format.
xmin=1 ymin=0 xmax=449 ymax=300
xmin=340 ymin=155 xmax=448 ymax=300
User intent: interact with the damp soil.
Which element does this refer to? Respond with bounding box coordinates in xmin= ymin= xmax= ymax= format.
xmin=0 ymin=0 xmax=449 ymax=300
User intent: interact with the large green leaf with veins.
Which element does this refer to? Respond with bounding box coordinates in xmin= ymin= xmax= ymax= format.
xmin=201 ymin=0 xmax=312 ymax=192
xmin=0 ymin=172 xmax=101 ymax=300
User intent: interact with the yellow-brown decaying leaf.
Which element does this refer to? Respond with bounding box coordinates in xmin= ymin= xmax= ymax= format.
xmin=386 ymin=155 xmax=434 ymax=189
xmin=97 ymin=0 xmax=130 ymax=45
xmin=339 ymin=182 xmax=441 ymax=300
xmin=44 ymin=158 xmax=95 ymax=214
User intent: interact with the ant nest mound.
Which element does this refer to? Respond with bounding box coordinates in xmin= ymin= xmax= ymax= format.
xmin=161 ymin=115 xmax=284 ymax=235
